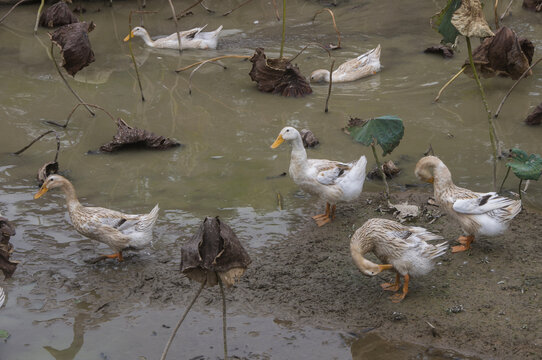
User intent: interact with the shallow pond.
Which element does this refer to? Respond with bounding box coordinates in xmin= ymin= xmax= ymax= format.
xmin=0 ymin=0 xmax=540 ymax=359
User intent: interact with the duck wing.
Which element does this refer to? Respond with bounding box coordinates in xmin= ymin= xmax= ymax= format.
xmin=452 ymin=192 xmax=520 ymax=215
xmin=334 ymin=45 xmax=381 ymax=77
xmin=313 ymin=161 xmax=353 ymax=185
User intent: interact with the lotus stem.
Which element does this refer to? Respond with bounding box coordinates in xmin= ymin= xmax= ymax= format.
xmin=167 ymin=0 xmax=182 ymax=53
xmin=218 ymin=276 xmax=228 ymax=360
xmin=312 ymin=8 xmax=341 ymax=49
xmin=223 ymin=0 xmax=253 ymax=16
xmin=288 ymin=42 xmax=331 ymax=63
xmin=12 ymin=130 xmax=54 ymax=155
xmin=494 ymin=0 xmax=500 ymax=29
xmin=175 ymin=55 xmax=250 ymax=72
xmin=200 ymin=1 xmax=214 ymax=13
xmin=0 ymin=0 xmax=27 ymax=25
xmin=280 ymin=0 xmax=286 ymax=59
xmin=171 ymin=0 xmax=204 ymax=20
xmin=495 ymin=57 xmax=542 ymax=118
xmin=371 ymin=144 xmax=390 ymax=200
xmin=433 ymin=66 xmax=466 ymax=102
xmin=46 ymin=103 xmax=115 ymax=128
xmin=33 ymin=0 xmax=44 ymax=34
xmin=271 ymin=0 xmax=280 ymax=20
xmin=127 ymin=11 xmax=154 ymax=102
xmin=518 ymin=179 xmax=523 ymax=200
xmin=498 ymin=166 xmax=511 ymax=193
xmin=159 ymin=278 xmax=207 ymax=360
xmin=500 ymin=0 xmax=515 ymax=20
xmin=50 ymin=43 xmax=95 ymax=116
xmin=325 ymin=59 xmax=335 ymax=113
xmin=466 ymin=36 xmax=498 ymax=191
xmin=188 ymin=60 xmax=227 ymax=95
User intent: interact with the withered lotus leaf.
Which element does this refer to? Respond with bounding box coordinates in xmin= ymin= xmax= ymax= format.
xmin=181 ymin=217 xmax=251 ymax=287
xmin=300 ymin=129 xmax=319 ymax=148
xmin=424 ymin=45 xmax=454 ymax=58
xmin=0 ymin=217 xmax=18 ymax=279
xmin=525 ymin=103 xmax=542 ymax=125
xmin=451 ymin=0 xmax=494 ymax=38
xmin=367 ymin=160 xmax=401 ymax=180
xmin=249 ymin=48 xmax=312 ymax=98
xmin=523 ymin=0 xmax=542 ymax=12
xmin=463 ymin=27 xmax=533 ymax=80
xmin=39 ymin=1 xmax=79 ymax=28
xmin=50 ymin=21 xmax=95 ymax=76
xmin=37 ymin=162 xmax=59 ymax=187
xmin=99 ymin=118 xmax=181 ymax=152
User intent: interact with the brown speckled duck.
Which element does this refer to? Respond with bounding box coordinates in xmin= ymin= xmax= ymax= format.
xmin=415 ymin=156 xmax=522 ymax=253
xmin=350 ymin=218 xmax=447 ymax=302
xmin=34 ymin=175 xmax=159 ymax=262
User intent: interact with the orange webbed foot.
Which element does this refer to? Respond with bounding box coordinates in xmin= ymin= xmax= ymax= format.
xmin=390 ymin=292 xmax=406 ymax=303
xmin=451 ymin=244 xmax=470 ymax=253
xmin=314 ymin=217 xmax=332 ymax=227
xmin=380 ymin=282 xmax=400 ymax=292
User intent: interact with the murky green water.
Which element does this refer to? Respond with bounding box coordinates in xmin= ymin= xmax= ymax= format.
xmin=0 ymin=0 xmax=540 ymax=358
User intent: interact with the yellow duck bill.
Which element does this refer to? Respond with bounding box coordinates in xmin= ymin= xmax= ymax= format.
xmin=123 ymin=32 xmax=134 ymax=42
xmin=270 ymin=134 xmax=284 ymax=149
xmin=34 ymin=186 xmax=49 ymax=199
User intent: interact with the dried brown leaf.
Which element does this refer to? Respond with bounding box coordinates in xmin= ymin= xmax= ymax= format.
xmin=37 ymin=161 xmax=59 ymax=187
xmin=0 ymin=217 xmax=17 ymax=279
xmin=525 ymin=103 xmax=542 ymax=125
xmin=523 ymin=0 xmax=542 ymax=12
xmin=300 ymin=129 xmax=319 ymax=148
xmin=249 ymin=48 xmax=312 ymax=98
xmin=424 ymin=45 xmax=454 ymax=58
xmin=39 ymin=1 xmax=78 ymax=28
xmin=451 ymin=0 xmax=494 ymax=38
xmin=50 ymin=21 xmax=95 ymax=76
xmin=463 ymin=26 xmax=533 ymax=80
xmin=367 ymin=160 xmax=401 ymax=180
xmin=99 ymin=118 xmax=181 ymax=152
xmin=180 ymin=216 xmax=251 ymax=287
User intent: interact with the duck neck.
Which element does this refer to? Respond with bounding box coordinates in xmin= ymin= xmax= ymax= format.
xmin=351 ymin=249 xmax=379 ymax=274
xmin=139 ymin=31 xmax=155 ymax=47
xmin=289 ymin=135 xmax=307 ymax=166
xmin=60 ymin=180 xmax=82 ymax=213
xmin=433 ymin=163 xmax=455 ymax=196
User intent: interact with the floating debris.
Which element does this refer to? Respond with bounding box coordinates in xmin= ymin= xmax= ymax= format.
xmin=525 ymin=103 xmax=542 ymax=125
xmin=424 ymin=44 xmax=454 ymax=58
xmin=300 ymin=129 xmax=319 ymax=148
xmin=0 ymin=217 xmax=18 ymax=279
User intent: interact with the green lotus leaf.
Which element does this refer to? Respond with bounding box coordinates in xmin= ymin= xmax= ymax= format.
xmin=0 ymin=330 xmax=10 ymax=341
xmin=431 ymin=0 xmax=461 ymax=45
xmin=506 ymin=148 xmax=542 ymax=181
xmin=348 ymin=116 xmax=404 ymax=156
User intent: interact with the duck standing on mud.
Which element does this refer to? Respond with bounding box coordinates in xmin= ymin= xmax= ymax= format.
xmin=34 ymin=175 xmax=159 ymax=262
xmin=271 ymin=126 xmax=367 ymax=226
xmin=350 ymin=218 xmax=447 ymax=302
xmin=415 ymin=156 xmax=522 ymax=253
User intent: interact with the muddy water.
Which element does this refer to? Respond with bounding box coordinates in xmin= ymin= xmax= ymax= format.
xmin=0 ymin=0 xmax=540 ymax=359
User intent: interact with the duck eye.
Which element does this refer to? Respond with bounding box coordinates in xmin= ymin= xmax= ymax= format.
xmin=286 ymin=129 xmax=289 ymax=132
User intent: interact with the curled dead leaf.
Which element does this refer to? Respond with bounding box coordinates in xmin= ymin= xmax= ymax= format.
xmin=39 ymin=1 xmax=78 ymax=28
xmin=463 ymin=27 xmax=533 ymax=80
xmin=249 ymin=48 xmax=312 ymax=97
xmin=0 ymin=217 xmax=18 ymax=279
xmin=367 ymin=160 xmax=401 ymax=180
xmin=451 ymin=0 xmax=494 ymax=38
xmin=300 ymin=129 xmax=319 ymax=148
xmin=523 ymin=0 xmax=542 ymax=12
xmin=342 ymin=117 xmax=368 ymax=135
xmin=37 ymin=162 xmax=59 ymax=187
xmin=50 ymin=21 xmax=95 ymax=76
xmin=180 ymin=216 xmax=251 ymax=287
xmin=424 ymin=45 xmax=454 ymax=58
xmin=525 ymin=103 xmax=542 ymax=125
xmin=99 ymin=118 xmax=181 ymax=152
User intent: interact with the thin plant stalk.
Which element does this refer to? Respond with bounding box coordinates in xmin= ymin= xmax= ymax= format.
xmin=371 ymin=144 xmax=390 ymax=199
xmin=188 ymin=61 xmax=227 ymax=94
xmin=500 ymin=0 xmax=515 ymax=20
xmin=433 ymin=66 xmax=466 ymax=102
xmin=495 ymin=57 xmax=542 ymax=118
xmin=518 ymin=179 xmax=523 ymax=200
xmin=498 ymin=166 xmax=511 ymax=193
xmin=127 ymin=10 xmax=156 ymax=102
xmin=466 ymin=36 xmax=498 ymax=191
xmin=33 ymin=0 xmax=44 ymax=33
xmin=159 ymin=279 xmax=207 ymax=360
xmin=312 ymin=8 xmax=341 ymax=49
xmin=279 ymin=0 xmax=286 ymax=58
xmin=167 ymin=0 xmax=182 ymax=53
xmin=176 ymin=55 xmax=250 ymax=72
xmin=218 ymin=277 xmax=228 ymax=360
xmin=46 ymin=103 xmax=115 ymax=128
xmin=50 ymin=43 xmax=95 ymax=116
xmin=171 ymin=0 xmax=204 ymax=20
xmin=271 ymin=0 xmax=280 ymax=20
xmin=494 ymin=0 xmax=500 ymax=29
xmin=0 ymin=0 xmax=27 ymax=25
xmin=325 ymin=59 xmax=335 ymax=113
xmin=223 ymin=0 xmax=254 ymax=16
xmin=12 ymin=130 xmax=54 ymax=155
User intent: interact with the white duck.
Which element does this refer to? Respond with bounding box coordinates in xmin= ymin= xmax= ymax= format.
xmin=34 ymin=175 xmax=159 ymax=262
xmin=124 ymin=25 xmax=223 ymax=50
xmin=351 ymin=218 xmax=447 ymax=302
xmin=271 ymin=126 xmax=367 ymax=226
xmin=310 ymin=44 xmax=381 ymax=83
xmin=415 ymin=156 xmax=522 ymax=253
